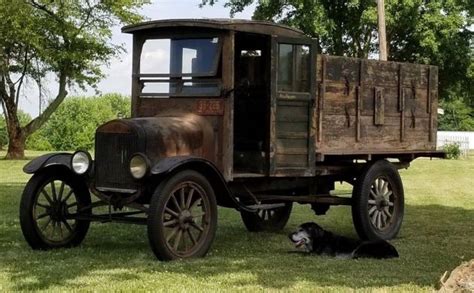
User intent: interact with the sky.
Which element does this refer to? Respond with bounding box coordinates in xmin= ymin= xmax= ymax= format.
xmin=19 ymin=0 xmax=256 ymax=117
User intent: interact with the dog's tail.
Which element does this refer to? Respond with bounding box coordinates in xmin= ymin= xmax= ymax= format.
xmin=353 ymin=240 xmax=399 ymax=259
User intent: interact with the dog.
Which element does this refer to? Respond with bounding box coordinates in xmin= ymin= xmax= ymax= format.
xmin=289 ymin=222 xmax=399 ymax=259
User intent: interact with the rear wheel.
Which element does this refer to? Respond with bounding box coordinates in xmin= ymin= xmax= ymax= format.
xmin=19 ymin=169 xmax=91 ymax=250
xmin=240 ymin=203 xmax=292 ymax=232
xmin=352 ymin=160 xmax=404 ymax=240
xmin=147 ymin=170 xmax=217 ymax=261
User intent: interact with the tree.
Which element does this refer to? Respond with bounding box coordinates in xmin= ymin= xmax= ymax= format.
xmin=0 ymin=109 xmax=34 ymax=150
xmin=0 ymin=117 xmax=6 ymax=150
xmin=0 ymin=0 xmax=149 ymax=159
xmin=438 ymin=98 xmax=474 ymax=131
xmin=202 ymin=0 xmax=473 ymax=105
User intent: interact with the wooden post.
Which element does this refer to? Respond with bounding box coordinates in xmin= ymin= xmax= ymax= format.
xmin=377 ymin=0 xmax=387 ymax=61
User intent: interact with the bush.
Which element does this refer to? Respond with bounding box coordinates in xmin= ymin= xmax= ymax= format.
xmin=38 ymin=94 xmax=130 ymax=151
xmin=443 ymin=142 xmax=462 ymax=160
xmin=0 ymin=118 xmax=7 ymax=150
xmin=26 ymin=131 xmax=53 ymax=151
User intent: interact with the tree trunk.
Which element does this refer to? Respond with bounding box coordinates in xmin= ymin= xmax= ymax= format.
xmin=5 ymin=124 xmax=25 ymax=159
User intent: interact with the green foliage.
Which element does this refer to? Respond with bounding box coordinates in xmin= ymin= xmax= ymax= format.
xmin=438 ymin=98 xmax=474 ymax=131
xmin=0 ymin=118 xmax=6 ymax=150
xmin=27 ymin=94 xmax=130 ymax=151
xmin=0 ymin=0 xmax=150 ymax=89
xmin=202 ymin=0 xmax=473 ymax=104
xmin=0 ymin=0 xmax=149 ymax=158
xmin=443 ymin=142 xmax=462 ymax=159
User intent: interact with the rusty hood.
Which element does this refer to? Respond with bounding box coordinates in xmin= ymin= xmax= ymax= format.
xmin=96 ymin=113 xmax=215 ymax=162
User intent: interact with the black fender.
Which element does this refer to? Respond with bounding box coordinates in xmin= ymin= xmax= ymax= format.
xmin=23 ymin=153 xmax=73 ymax=174
xmin=151 ymin=156 xmax=255 ymax=212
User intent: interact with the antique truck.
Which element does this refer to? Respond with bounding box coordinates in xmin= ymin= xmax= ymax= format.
xmin=19 ymin=19 xmax=444 ymax=261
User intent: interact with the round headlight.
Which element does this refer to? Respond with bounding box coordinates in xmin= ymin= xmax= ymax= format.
xmin=71 ymin=151 xmax=91 ymax=175
xmin=130 ymin=154 xmax=148 ymax=179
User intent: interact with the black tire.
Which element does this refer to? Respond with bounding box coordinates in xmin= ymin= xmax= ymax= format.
xmin=147 ymin=170 xmax=218 ymax=261
xmin=240 ymin=203 xmax=292 ymax=232
xmin=20 ymin=168 xmax=91 ymax=250
xmin=352 ymin=160 xmax=404 ymax=240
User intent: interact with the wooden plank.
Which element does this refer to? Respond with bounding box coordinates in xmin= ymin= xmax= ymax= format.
xmin=131 ymin=35 xmax=144 ymax=117
xmin=398 ymin=64 xmax=404 ymax=142
xmin=374 ymin=87 xmax=385 ymax=126
xmin=269 ymin=37 xmax=278 ymax=175
xmin=221 ymin=31 xmax=235 ymax=180
xmin=276 ymin=105 xmax=310 ymax=122
xmin=356 ymin=86 xmax=361 ymax=142
xmin=317 ymin=56 xmax=327 ymax=142
xmin=275 ymin=154 xmax=308 ymax=167
xmin=277 ymin=132 xmax=308 ymax=139
xmin=318 ymin=115 xmax=434 ymax=152
xmin=320 ymin=55 xmax=430 ymax=87
xmin=356 ymin=60 xmax=363 ymax=142
xmin=275 ymin=138 xmax=308 ymax=152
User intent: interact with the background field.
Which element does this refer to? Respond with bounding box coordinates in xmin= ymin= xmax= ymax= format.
xmin=0 ymin=151 xmax=472 ymax=292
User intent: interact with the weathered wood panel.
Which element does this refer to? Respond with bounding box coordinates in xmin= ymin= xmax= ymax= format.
xmin=316 ymin=55 xmax=438 ymax=157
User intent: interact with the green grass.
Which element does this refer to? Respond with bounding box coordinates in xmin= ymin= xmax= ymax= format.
xmin=0 ymin=151 xmax=473 ymax=292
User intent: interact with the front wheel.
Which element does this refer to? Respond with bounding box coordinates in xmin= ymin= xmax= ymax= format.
xmin=19 ymin=169 xmax=91 ymax=250
xmin=352 ymin=160 xmax=404 ymax=240
xmin=147 ymin=170 xmax=218 ymax=261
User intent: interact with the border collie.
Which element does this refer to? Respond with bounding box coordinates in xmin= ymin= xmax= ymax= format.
xmin=289 ymin=222 xmax=399 ymax=259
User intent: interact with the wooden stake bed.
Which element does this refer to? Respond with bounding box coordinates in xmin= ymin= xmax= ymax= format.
xmin=315 ymin=55 xmax=439 ymax=161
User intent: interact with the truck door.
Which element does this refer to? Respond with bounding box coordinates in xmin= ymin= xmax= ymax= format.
xmin=270 ymin=37 xmax=317 ymax=176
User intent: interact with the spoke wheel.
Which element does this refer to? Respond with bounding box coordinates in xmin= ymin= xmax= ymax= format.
xmin=240 ymin=203 xmax=292 ymax=232
xmin=20 ymin=169 xmax=91 ymax=249
xmin=368 ymin=177 xmax=395 ymax=231
xmin=352 ymin=160 xmax=404 ymax=240
xmin=148 ymin=170 xmax=217 ymax=261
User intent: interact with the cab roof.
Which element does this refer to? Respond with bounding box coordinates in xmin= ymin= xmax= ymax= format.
xmin=122 ymin=18 xmax=307 ymax=39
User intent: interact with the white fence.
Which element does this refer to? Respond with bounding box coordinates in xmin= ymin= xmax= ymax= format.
xmin=437 ymin=131 xmax=473 ymax=158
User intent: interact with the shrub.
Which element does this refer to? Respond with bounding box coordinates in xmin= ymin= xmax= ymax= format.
xmin=37 ymin=94 xmax=130 ymax=151
xmin=443 ymin=142 xmax=462 ymax=159
xmin=0 ymin=118 xmax=7 ymax=150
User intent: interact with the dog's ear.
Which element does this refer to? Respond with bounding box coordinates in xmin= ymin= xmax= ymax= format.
xmin=302 ymin=222 xmax=325 ymax=238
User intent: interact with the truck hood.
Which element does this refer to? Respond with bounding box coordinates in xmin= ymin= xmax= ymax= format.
xmin=96 ymin=113 xmax=215 ymax=162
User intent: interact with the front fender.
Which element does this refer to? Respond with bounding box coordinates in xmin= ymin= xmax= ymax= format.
xmin=151 ymin=156 xmax=218 ymax=176
xmin=23 ymin=153 xmax=73 ymax=174
xmin=151 ymin=156 xmax=255 ymax=212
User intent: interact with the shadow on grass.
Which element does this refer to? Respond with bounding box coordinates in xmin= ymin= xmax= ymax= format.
xmin=1 ymin=183 xmax=473 ymax=290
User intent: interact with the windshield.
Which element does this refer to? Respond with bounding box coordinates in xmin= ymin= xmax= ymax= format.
xmin=140 ymin=37 xmax=221 ymax=77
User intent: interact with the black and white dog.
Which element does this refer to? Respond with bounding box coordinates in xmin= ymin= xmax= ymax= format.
xmin=289 ymin=222 xmax=399 ymax=259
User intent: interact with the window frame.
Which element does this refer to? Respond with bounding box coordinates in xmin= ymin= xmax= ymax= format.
xmin=277 ymin=43 xmax=312 ymax=93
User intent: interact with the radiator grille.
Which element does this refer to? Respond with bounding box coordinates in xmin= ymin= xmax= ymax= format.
xmin=95 ymin=132 xmax=139 ymax=190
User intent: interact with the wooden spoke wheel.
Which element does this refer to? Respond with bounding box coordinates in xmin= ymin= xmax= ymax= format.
xmin=352 ymin=160 xmax=404 ymax=240
xmin=20 ymin=170 xmax=91 ymax=249
xmin=147 ymin=170 xmax=217 ymax=261
xmin=240 ymin=203 xmax=292 ymax=232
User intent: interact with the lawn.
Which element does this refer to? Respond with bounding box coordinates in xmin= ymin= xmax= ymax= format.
xmin=0 ymin=151 xmax=472 ymax=292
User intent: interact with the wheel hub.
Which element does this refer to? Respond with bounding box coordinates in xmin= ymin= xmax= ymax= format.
xmin=376 ymin=197 xmax=389 ymax=210
xmin=178 ymin=210 xmax=193 ymax=228
xmin=48 ymin=202 xmax=68 ymax=221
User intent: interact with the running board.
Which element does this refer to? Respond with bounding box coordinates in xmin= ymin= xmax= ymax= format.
xmin=245 ymin=203 xmax=287 ymax=210
xmin=250 ymin=194 xmax=352 ymax=206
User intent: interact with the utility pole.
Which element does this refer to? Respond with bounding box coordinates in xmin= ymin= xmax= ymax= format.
xmin=377 ymin=0 xmax=387 ymax=61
